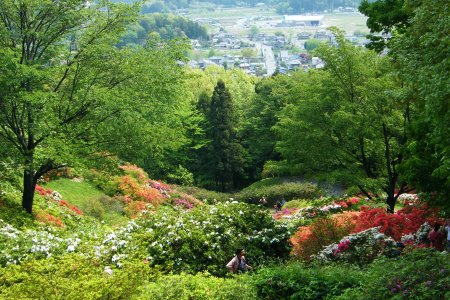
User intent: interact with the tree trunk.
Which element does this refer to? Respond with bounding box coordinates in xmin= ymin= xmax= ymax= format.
xmin=386 ymin=193 xmax=396 ymax=213
xmin=22 ymin=155 xmax=36 ymax=214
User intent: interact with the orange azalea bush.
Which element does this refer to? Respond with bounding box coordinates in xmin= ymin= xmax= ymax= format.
xmin=119 ymin=164 xmax=148 ymax=184
xmin=124 ymin=201 xmax=150 ymax=218
xmin=291 ymin=212 xmax=359 ymax=260
xmin=35 ymin=210 xmax=64 ymax=227
xmin=290 ymin=211 xmax=360 ymax=260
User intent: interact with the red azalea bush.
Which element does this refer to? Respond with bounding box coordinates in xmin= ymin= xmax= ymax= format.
xmin=354 ymin=203 xmax=442 ymax=241
xmin=58 ymin=200 xmax=83 ymax=216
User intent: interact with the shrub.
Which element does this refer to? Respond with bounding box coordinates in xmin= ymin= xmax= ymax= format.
xmin=236 ymin=182 xmax=321 ymax=205
xmin=98 ymin=195 xmax=124 ymax=215
xmin=290 ymin=212 xmax=359 ymax=260
xmin=82 ymin=198 xmax=105 ymax=220
xmin=0 ymin=254 xmax=158 ymax=299
xmin=313 ymin=227 xmax=397 ymax=266
xmin=249 ymin=262 xmax=362 ymax=300
xmin=354 ymin=203 xmax=442 ymax=241
xmin=95 ymin=202 xmax=292 ymax=276
xmin=282 ymin=199 xmax=311 ymax=209
xmin=336 ymin=249 xmax=450 ymax=299
xmin=172 ymin=185 xmax=232 ymax=203
xmin=136 ymin=272 xmax=257 ymax=299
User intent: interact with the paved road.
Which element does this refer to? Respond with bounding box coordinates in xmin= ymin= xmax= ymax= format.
xmin=255 ymin=42 xmax=276 ymax=76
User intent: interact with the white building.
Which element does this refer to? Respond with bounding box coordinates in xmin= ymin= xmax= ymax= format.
xmin=281 ymin=15 xmax=324 ymax=27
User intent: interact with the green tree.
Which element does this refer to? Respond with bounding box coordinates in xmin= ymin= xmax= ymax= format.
xmin=272 ymin=30 xmax=409 ymax=212
xmin=359 ymin=0 xmax=410 ymax=52
xmin=304 ymin=38 xmax=321 ymax=52
xmin=208 ymin=80 xmax=244 ymax=191
xmin=0 ymin=0 xmax=186 ymax=213
xmin=249 ymin=25 xmax=259 ymax=39
xmin=391 ymin=0 xmax=450 ymax=209
xmin=240 ymin=76 xmax=284 ymax=181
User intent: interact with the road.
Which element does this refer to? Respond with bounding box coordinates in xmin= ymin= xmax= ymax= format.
xmin=258 ymin=43 xmax=276 ymax=76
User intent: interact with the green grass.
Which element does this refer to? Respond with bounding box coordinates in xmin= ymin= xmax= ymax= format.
xmin=44 ymin=178 xmax=104 ymax=208
xmin=43 ymin=178 xmax=128 ymax=227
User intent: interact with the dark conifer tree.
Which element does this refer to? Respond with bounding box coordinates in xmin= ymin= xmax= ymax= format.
xmin=208 ymin=80 xmax=244 ymax=191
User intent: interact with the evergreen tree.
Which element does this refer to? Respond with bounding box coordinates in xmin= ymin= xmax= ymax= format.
xmin=208 ymin=80 xmax=244 ymax=191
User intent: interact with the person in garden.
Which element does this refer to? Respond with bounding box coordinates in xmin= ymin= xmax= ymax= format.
xmin=226 ymin=248 xmax=252 ymax=273
xmin=429 ymin=222 xmax=445 ymax=251
xmin=275 ymin=200 xmax=282 ymax=212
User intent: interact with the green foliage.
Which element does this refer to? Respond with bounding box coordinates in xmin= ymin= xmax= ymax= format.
xmin=239 ymin=77 xmax=285 ymax=182
xmin=236 ymin=181 xmax=321 ymax=205
xmin=272 ymin=29 xmax=408 ymax=211
xmin=97 ymin=202 xmax=292 ymax=276
xmin=337 ymin=249 xmax=450 ymax=299
xmin=207 ymin=80 xmax=244 ymax=191
xmin=135 ymin=272 xmax=258 ymax=300
xmin=0 ymin=0 xmax=188 ymax=213
xmin=304 ymin=38 xmax=321 ymax=52
xmin=0 ymin=254 xmax=158 ymax=299
xmin=392 ymin=0 xmax=450 ymax=209
xmin=172 ymin=185 xmax=232 ymax=203
xmin=249 ymin=262 xmax=362 ymax=300
xmin=280 ymin=199 xmax=310 ymax=209
xmin=359 ymin=0 xmax=409 ymax=52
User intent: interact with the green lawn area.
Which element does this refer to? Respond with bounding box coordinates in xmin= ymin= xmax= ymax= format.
xmin=43 ymin=178 xmax=128 ymax=227
xmin=44 ymin=178 xmax=104 ymax=208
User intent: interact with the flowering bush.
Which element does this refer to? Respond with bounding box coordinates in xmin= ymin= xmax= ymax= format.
xmin=95 ymin=202 xmax=292 ymax=276
xmin=290 ymin=212 xmax=359 ymax=260
xmin=275 ymin=197 xmax=361 ymax=223
xmin=312 ymin=227 xmax=397 ymax=265
xmin=0 ymin=219 xmax=91 ymax=267
xmin=354 ymin=203 xmax=442 ymax=241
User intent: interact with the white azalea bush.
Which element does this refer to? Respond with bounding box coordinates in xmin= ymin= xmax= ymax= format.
xmin=96 ymin=201 xmax=293 ymax=276
xmin=312 ymin=227 xmax=397 ymax=265
xmin=0 ymin=219 xmax=103 ymax=267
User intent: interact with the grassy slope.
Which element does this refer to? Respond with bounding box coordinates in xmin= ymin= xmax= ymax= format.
xmin=43 ymin=178 xmax=128 ymax=226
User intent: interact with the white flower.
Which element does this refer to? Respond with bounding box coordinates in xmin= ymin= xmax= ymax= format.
xmin=104 ymin=266 xmax=113 ymax=276
xmin=67 ymin=245 xmax=75 ymax=252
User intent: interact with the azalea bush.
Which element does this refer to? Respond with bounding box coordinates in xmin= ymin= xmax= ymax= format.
xmin=95 ymin=202 xmax=292 ymax=276
xmin=0 ymin=218 xmax=100 ymax=267
xmin=354 ymin=202 xmax=442 ymax=241
xmin=275 ymin=197 xmax=361 ymax=223
xmin=312 ymin=227 xmax=397 ymax=266
xmin=290 ymin=211 xmax=360 ymax=260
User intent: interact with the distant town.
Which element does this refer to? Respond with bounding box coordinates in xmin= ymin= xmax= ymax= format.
xmin=177 ymin=4 xmax=371 ymax=76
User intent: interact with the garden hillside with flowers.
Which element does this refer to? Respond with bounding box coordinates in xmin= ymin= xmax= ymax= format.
xmin=0 ymin=0 xmax=449 ymax=299
xmin=0 ymin=163 xmax=449 ymax=299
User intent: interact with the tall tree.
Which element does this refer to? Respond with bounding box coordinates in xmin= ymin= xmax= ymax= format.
xmin=272 ymin=29 xmax=408 ymax=211
xmin=208 ymin=80 xmax=244 ymax=191
xmin=391 ymin=0 xmax=450 ymax=209
xmin=0 ymin=0 xmax=185 ymax=213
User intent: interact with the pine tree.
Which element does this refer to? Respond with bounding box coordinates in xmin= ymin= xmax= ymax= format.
xmin=208 ymin=80 xmax=244 ymax=191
